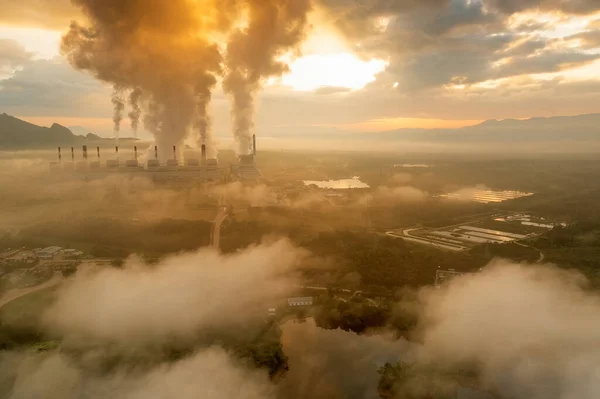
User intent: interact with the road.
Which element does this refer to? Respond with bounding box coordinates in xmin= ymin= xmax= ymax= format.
xmin=515 ymin=242 xmax=545 ymax=263
xmin=0 ymin=272 xmax=64 ymax=310
xmin=211 ymin=206 xmax=228 ymax=249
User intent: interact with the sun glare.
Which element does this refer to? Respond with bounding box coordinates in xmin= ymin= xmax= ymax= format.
xmin=278 ymin=16 xmax=389 ymax=92
xmin=281 ymin=53 xmax=388 ymax=92
xmin=0 ymin=26 xmax=62 ymax=59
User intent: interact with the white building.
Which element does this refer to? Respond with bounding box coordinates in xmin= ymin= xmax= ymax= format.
xmin=287 ymin=297 xmax=313 ymax=307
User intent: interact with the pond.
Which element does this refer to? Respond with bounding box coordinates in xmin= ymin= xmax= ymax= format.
xmin=303 ymin=177 xmax=370 ymax=189
xmin=442 ymin=188 xmax=534 ymax=204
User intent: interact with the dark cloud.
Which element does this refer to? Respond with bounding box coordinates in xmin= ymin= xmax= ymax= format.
xmin=327 ymin=0 xmax=600 ymax=92
xmin=318 ymin=0 xmax=450 ymax=38
xmin=0 ymin=0 xmax=79 ymax=30
xmin=485 ymin=0 xmax=600 ymax=15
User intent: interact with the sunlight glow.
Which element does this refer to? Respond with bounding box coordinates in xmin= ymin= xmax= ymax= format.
xmin=0 ymin=26 xmax=62 ymax=59
xmin=322 ymin=117 xmax=483 ymax=132
xmin=281 ymin=53 xmax=388 ymax=92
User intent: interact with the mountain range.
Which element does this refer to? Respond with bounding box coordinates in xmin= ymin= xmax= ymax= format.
xmin=1 ymin=112 xmax=599 ymax=152
xmin=0 ymin=113 xmax=136 ymax=149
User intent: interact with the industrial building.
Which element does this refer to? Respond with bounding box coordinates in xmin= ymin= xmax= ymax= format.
xmin=50 ymin=144 xmax=223 ymax=181
xmin=234 ymin=134 xmax=261 ymax=180
xmin=50 ymin=133 xmax=266 ymax=183
xmin=287 ymin=297 xmax=314 ymax=307
xmin=34 ymin=246 xmax=63 ymax=260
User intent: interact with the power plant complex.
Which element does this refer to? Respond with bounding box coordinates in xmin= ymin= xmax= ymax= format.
xmin=50 ymin=135 xmax=261 ymax=181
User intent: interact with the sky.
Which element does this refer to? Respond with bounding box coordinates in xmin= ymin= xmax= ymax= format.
xmin=1 ymin=0 xmax=600 ymax=140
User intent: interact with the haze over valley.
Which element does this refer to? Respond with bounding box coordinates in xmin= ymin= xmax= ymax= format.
xmin=2 ymin=1 xmax=600 ymax=398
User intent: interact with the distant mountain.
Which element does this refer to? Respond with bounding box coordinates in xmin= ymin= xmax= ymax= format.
xmin=379 ymin=113 xmax=600 ymax=143
xmin=0 ymin=114 xmax=137 ymax=149
xmin=68 ymin=125 xmax=92 ymax=136
xmin=0 ymin=113 xmax=81 ymax=148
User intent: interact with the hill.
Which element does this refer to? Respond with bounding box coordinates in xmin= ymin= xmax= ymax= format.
xmin=378 ymin=113 xmax=600 ymax=143
xmin=0 ymin=114 xmax=137 ymax=149
xmin=0 ymin=113 xmax=81 ymax=148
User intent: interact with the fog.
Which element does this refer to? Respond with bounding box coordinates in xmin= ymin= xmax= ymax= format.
xmin=279 ymin=319 xmax=411 ymax=399
xmin=1 ymin=239 xmax=304 ymax=398
xmin=2 ymin=348 xmax=275 ymax=399
xmin=45 ymin=239 xmax=304 ymax=347
xmin=404 ymin=260 xmax=600 ymax=398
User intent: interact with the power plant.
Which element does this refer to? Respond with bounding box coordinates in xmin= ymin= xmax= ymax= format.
xmin=234 ymin=134 xmax=261 ymax=179
xmin=50 ymin=137 xmax=261 ymax=181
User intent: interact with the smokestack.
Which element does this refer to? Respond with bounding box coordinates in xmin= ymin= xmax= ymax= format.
xmin=173 ymin=145 xmax=177 ymax=161
xmin=253 ymin=134 xmax=256 ymax=157
xmin=134 ymin=146 xmax=138 ymax=161
xmin=154 ymin=145 xmax=158 ymax=160
xmin=83 ymin=145 xmax=88 ymax=160
xmin=201 ymin=144 xmax=207 ymax=163
xmin=58 ymin=147 xmax=62 ymax=162
xmin=71 ymin=147 xmax=74 ymax=161
xmin=97 ymin=146 xmax=100 ymax=159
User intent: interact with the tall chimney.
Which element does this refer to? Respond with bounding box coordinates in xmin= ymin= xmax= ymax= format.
xmin=253 ymin=134 xmax=257 ymax=157
xmin=83 ymin=145 xmax=88 ymax=160
xmin=173 ymin=145 xmax=177 ymax=161
xmin=58 ymin=147 xmax=62 ymax=162
xmin=97 ymin=146 xmax=100 ymax=159
xmin=134 ymin=146 xmax=138 ymax=161
xmin=71 ymin=147 xmax=74 ymax=161
xmin=201 ymin=144 xmax=207 ymax=163
xmin=154 ymin=145 xmax=158 ymax=160
xmin=115 ymin=146 xmax=119 ymax=155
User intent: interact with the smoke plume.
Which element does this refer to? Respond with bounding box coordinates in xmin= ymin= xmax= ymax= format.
xmin=61 ymin=0 xmax=223 ymax=160
xmin=223 ymin=0 xmax=312 ymax=154
xmin=127 ymin=88 xmax=142 ymax=137
xmin=111 ymin=89 xmax=125 ymax=139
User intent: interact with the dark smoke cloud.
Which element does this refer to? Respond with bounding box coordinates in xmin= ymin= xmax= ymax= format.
xmin=61 ymin=0 xmax=223 ymax=159
xmin=223 ymin=0 xmax=312 ymax=154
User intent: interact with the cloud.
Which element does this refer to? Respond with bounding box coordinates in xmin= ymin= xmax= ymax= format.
xmin=412 ymin=260 xmax=600 ymax=398
xmin=0 ymin=0 xmax=80 ymax=30
xmin=0 ymin=57 xmax=111 ymax=117
xmin=44 ymin=239 xmax=304 ymax=347
xmin=314 ymin=86 xmax=353 ymax=95
xmin=486 ymin=0 xmax=600 ymax=15
xmin=0 ymin=39 xmax=32 ymax=76
xmin=279 ymin=319 xmax=410 ymax=399
xmin=321 ymin=0 xmax=600 ymax=93
xmin=572 ymin=29 xmax=600 ymax=49
xmin=2 ymin=348 xmax=275 ymax=399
